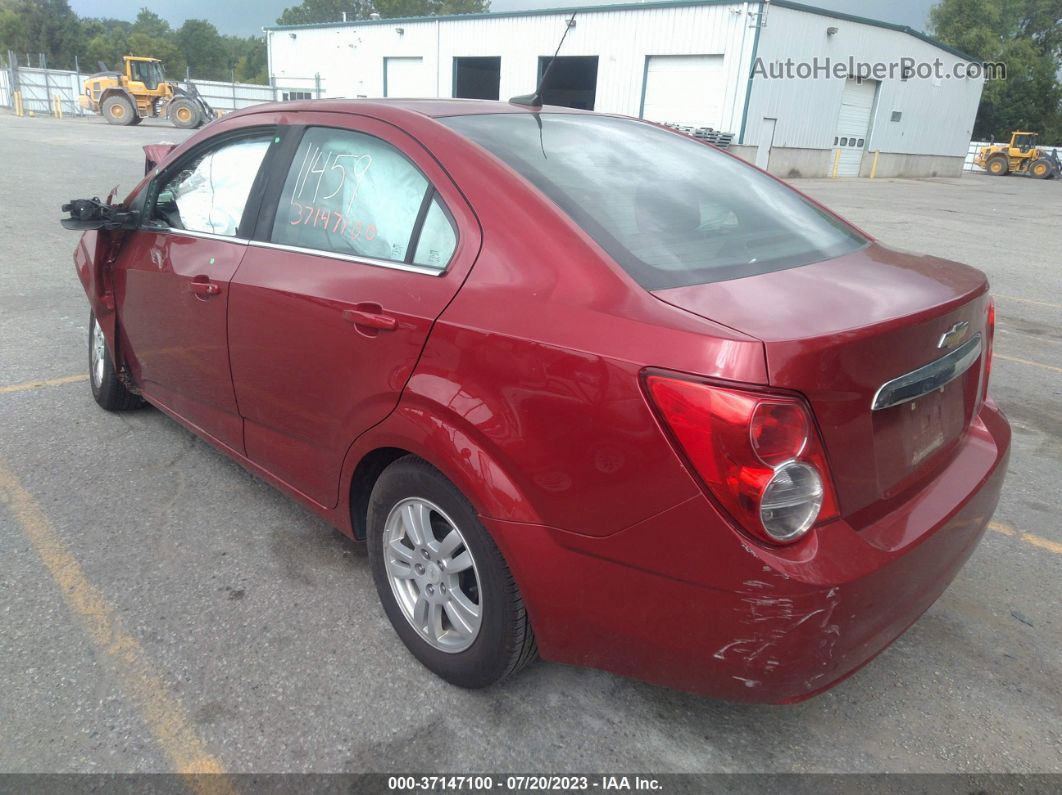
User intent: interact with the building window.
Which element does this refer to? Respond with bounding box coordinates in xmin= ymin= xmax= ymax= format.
xmin=282 ymin=90 xmax=312 ymax=101
xmin=890 ymin=111 xmax=902 ymax=122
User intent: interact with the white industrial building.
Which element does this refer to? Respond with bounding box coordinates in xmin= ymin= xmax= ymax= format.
xmin=265 ymin=0 xmax=984 ymax=177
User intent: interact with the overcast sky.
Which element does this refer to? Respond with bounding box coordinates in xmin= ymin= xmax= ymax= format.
xmin=69 ymin=0 xmax=938 ymax=38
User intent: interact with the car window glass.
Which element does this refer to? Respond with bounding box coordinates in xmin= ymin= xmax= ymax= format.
xmin=272 ymin=127 xmax=430 ymax=263
xmin=412 ymin=195 xmax=457 ymax=269
xmin=444 ymin=113 xmax=866 ymax=289
xmin=152 ymin=135 xmax=271 ymax=236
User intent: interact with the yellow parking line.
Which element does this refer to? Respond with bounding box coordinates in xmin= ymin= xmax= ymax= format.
xmin=994 ymin=354 xmax=1062 ymax=375
xmin=989 ymin=521 xmax=1062 ymax=555
xmin=0 ymin=460 xmax=234 ymax=792
xmin=1021 ymin=533 xmax=1062 ymax=555
xmin=0 ymin=374 xmax=87 ymax=394
xmin=994 ymin=295 xmax=1062 ymax=311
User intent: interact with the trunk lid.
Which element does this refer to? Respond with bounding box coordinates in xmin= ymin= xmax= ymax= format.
xmin=653 ymin=243 xmax=990 ymax=522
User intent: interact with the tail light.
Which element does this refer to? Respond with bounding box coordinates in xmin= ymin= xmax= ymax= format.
xmin=645 ymin=373 xmax=839 ymax=545
xmin=983 ymin=297 xmax=995 ymax=400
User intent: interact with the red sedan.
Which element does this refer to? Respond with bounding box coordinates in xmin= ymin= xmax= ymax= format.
xmin=63 ymin=100 xmax=1009 ymax=703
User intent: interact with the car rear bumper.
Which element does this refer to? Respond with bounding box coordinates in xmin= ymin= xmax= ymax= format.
xmin=484 ymin=401 xmax=1010 ymax=703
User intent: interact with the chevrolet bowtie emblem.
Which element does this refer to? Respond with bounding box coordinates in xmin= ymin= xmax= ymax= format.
xmin=938 ymin=321 xmax=970 ymax=350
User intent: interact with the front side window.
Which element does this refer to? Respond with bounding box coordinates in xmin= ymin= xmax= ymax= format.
xmin=151 ymin=134 xmax=272 ymax=236
xmin=271 ymin=126 xmax=456 ymax=268
xmin=444 ymin=113 xmax=867 ymax=288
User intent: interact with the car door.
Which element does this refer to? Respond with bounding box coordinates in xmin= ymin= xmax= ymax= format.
xmin=115 ymin=127 xmax=276 ymax=452
xmin=228 ymin=115 xmax=481 ymax=507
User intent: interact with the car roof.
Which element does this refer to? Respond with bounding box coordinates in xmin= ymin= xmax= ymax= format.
xmin=229 ymin=97 xmax=591 ymax=121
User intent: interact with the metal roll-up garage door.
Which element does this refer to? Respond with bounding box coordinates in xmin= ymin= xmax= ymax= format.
xmin=384 ymin=57 xmax=429 ymax=98
xmin=641 ymin=55 xmax=725 ymax=129
xmin=834 ymin=78 xmax=877 ymax=176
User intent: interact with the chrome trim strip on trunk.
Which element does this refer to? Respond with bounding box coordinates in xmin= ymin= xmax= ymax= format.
xmin=871 ymin=333 xmax=983 ymax=411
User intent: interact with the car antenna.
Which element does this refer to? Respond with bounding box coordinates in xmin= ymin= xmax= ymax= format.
xmin=510 ymin=13 xmax=576 ymax=107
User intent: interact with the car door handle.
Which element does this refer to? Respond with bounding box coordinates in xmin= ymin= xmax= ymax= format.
xmin=342 ymin=306 xmax=398 ymax=331
xmin=190 ymin=276 xmax=221 ymax=297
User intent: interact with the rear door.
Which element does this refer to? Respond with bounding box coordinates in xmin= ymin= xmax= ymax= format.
xmin=115 ymin=127 xmax=276 ymax=451
xmin=228 ymin=114 xmax=481 ymax=507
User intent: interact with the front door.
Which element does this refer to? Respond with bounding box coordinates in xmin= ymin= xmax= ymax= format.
xmin=115 ymin=130 xmax=274 ymax=451
xmin=228 ymin=116 xmax=481 ymax=507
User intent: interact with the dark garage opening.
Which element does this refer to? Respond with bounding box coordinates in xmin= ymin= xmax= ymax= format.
xmin=453 ymin=57 xmax=502 ymax=101
xmin=537 ymin=55 xmax=598 ymax=110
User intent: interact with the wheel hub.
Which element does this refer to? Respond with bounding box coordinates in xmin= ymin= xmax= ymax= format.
xmin=383 ymin=497 xmax=482 ymax=653
xmin=90 ymin=318 xmax=106 ymax=388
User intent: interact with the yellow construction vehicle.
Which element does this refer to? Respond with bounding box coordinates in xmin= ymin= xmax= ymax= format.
xmin=975 ymin=131 xmax=1060 ymax=178
xmin=80 ymin=56 xmax=215 ymax=129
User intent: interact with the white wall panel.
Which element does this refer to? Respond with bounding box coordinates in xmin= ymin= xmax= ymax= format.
xmin=268 ymin=4 xmax=755 ymax=134
xmin=748 ymin=4 xmax=983 ymax=156
xmin=267 ymin=2 xmax=982 ymax=158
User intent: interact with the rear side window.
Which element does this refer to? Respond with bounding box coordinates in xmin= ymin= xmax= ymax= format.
xmin=271 ymin=126 xmax=457 ymax=268
xmin=412 ymin=196 xmax=457 ymax=268
xmin=443 ymin=114 xmax=866 ymax=288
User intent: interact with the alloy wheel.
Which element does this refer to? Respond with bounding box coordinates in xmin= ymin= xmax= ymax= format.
xmin=383 ymin=497 xmax=482 ymax=653
xmin=90 ymin=317 xmax=106 ymax=388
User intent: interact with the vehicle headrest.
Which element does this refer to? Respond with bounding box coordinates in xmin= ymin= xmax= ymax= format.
xmin=635 ymin=181 xmax=701 ymax=235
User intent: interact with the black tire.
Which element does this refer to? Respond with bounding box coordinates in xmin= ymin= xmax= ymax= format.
xmin=986 ymin=154 xmax=1009 ymax=176
xmin=129 ymin=114 xmax=143 ymax=126
xmin=1029 ymin=158 xmax=1054 ymax=179
xmin=101 ymin=94 xmax=135 ymax=126
xmin=367 ymin=456 xmax=537 ymax=688
xmin=169 ymin=98 xmax=200 ymax=130
xmin=88 ymin=312 xmax=142 ymax=412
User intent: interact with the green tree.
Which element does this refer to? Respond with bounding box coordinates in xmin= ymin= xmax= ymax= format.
xmin=0 ymin=0 xmax=80 ymax=68
xmin=0 ymin=2 xmax=29 ymax=61
xmin=176 ymin=18 xmax=229 ymax=80
xmin=79 ymin=18 xmax=130 ymax=71
xmin=278 ymin=0 xmax=370 ymax=25
xmin=930 ymin=0 xmax=1062 ymax=140
xmin=126 ymin=8 xmax=185 ymax=78
xmin=276 ymin=0 xmax=488 ymax=25
xmin=232 ymin=36 xmax=268 ymax=84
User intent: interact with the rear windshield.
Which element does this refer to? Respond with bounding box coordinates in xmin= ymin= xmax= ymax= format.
xmin=443 ymin=113 xmax=867 ymax=289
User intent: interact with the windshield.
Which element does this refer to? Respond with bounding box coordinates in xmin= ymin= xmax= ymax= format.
xmin=443 ymin=113 xmax=867 ymax=289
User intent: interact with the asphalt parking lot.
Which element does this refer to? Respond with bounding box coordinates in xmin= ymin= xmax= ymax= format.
xmin=1 ymin=111 xmax=1060 ymax=776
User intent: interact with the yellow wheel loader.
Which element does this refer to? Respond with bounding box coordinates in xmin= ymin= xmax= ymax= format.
xmin=975 ymin=131 xmax=1060 ymax=179
xmin=80 ymin=56 xmax=215 ymax=129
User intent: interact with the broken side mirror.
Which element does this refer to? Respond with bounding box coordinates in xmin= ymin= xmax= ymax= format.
xmin=61 ymin=197 xmax=140 ymax=231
